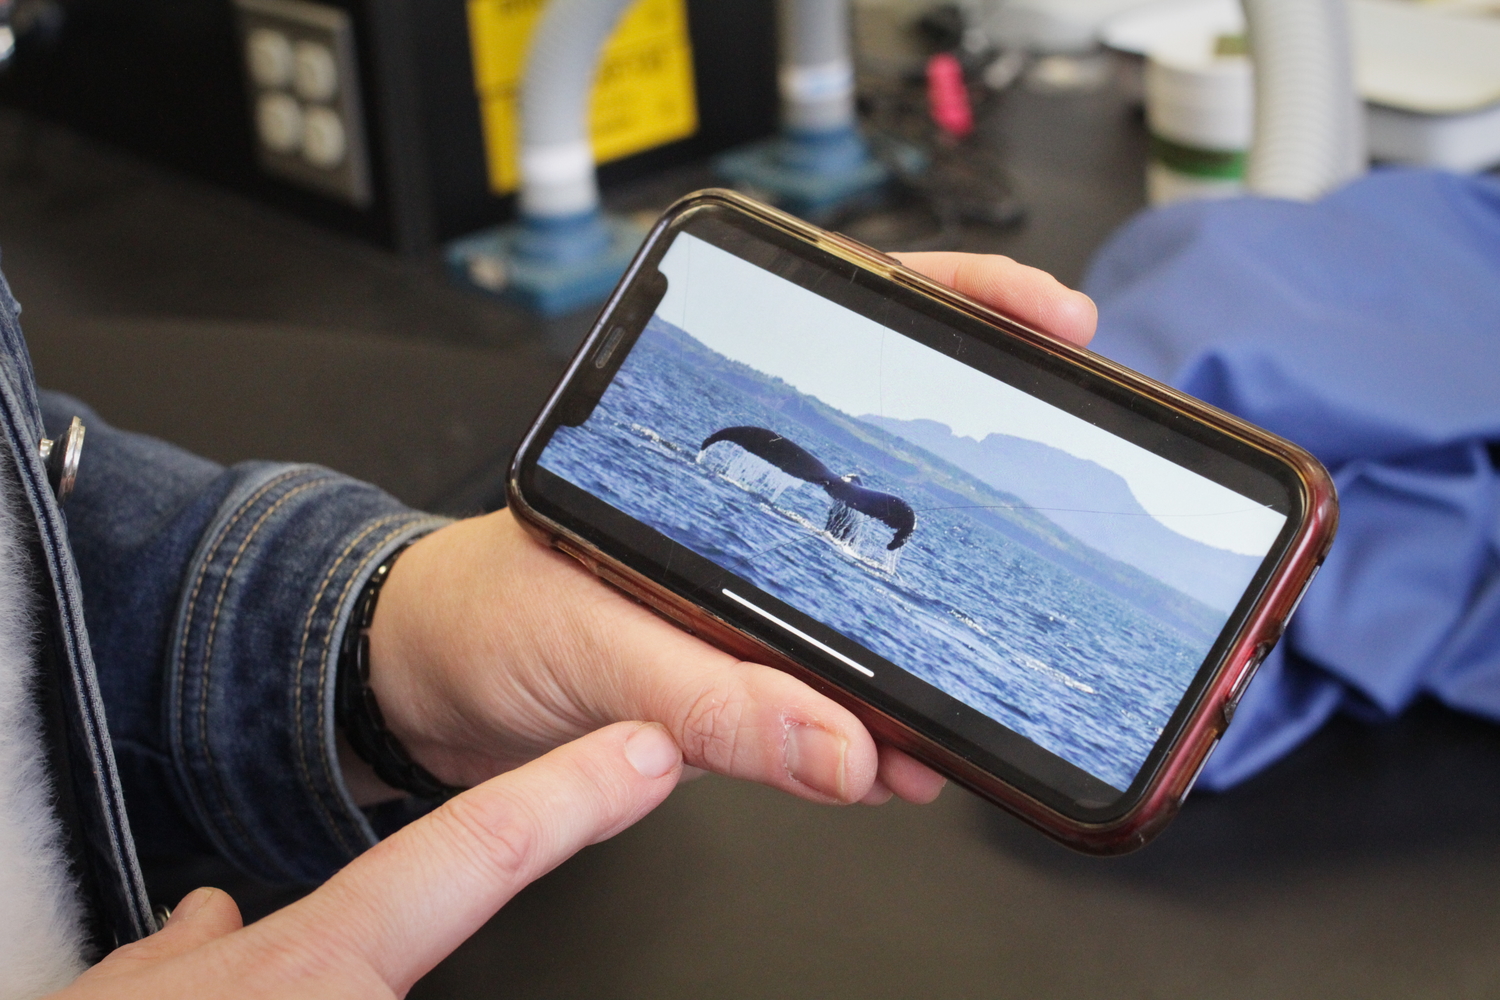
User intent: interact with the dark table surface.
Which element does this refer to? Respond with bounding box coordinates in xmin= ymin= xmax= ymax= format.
xmin=3 ymin=57 xmax=1499 ymax=998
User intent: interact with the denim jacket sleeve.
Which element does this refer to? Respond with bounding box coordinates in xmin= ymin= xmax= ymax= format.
xmin=41 ymin=390 xmax=449 ymax=884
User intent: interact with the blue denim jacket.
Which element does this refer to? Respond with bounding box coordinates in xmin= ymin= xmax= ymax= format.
xmin=47 ymin=390 xmax=449 ymax=882
xmin=2 ymin=265 xmax=447 ymax=942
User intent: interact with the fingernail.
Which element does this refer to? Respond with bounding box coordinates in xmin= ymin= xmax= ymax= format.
xmin=784 ymin=723 xmax=848 ymax=800
xmin=625 ymin=723 xmax=682 ymax=779
xmin=166 ymin=887 xmax=215 ymax=926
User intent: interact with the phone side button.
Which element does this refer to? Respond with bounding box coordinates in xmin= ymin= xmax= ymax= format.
xmin=1179 ymin=737 xmax=1220 ymax=806
xmin=593 ymin=561 xmax=700 ymax=638
xmin=1222 ymin=641 xmax=1274 ymax=727
xmin=555 ymin=538 xmax=600 ymax=575
xmin=831 ymin=231 xmax=900 ymax=266
xmin=1284 ymin=562 xmax=1322 ymax=626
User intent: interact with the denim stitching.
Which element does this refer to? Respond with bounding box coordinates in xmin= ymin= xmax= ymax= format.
xmin=307 ymin=518 xmax=448 ymax=851
xmin=195 ymin=474 xmax=333 ymax=877
xmin=171 ymin=467 xmax=307 ymax=867
xmin=291 ymin=512 xmax=416 ymax=856
xmin=312 ymin=518 xmax=448 ymax=813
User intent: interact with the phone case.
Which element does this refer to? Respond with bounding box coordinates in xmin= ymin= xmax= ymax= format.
xmin=508 ymin=189 xmax=1338 ymax=854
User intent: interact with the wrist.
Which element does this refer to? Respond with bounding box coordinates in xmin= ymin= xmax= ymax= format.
xmin=336 ymin=731 xmax=406 ymax=807
xmin=336 ymin=541 xmax=463 ymax=800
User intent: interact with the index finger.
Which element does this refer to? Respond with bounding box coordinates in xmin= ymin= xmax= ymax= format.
xmin=260 ymin=722 xmax=681 ymax=995
xmin=892 ymin=251 xmax=1097 ymax=348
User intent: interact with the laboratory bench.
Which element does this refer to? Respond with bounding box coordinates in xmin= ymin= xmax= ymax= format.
xmin=3 ymin=61 xmax=1498 ymax=999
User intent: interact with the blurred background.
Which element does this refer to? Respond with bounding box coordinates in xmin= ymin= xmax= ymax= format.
xmin=2 ymin=0 xmax=1499 ymax=995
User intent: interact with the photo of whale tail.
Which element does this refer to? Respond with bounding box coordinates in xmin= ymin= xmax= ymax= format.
xmin=699 ymin=426 xmax=917 ymax=551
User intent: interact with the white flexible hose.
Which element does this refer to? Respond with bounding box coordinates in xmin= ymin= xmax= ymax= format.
xmin=778 ymin=0 xmax=856 ymax=134
xmin=1242 ymin=0 xmax=1366 ymax=200
xmin=518 ymin=0 xmax=636 ymax=219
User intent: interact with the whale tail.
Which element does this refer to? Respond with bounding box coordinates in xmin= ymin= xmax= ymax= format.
xmin=824 ymin=476 xmax=916 ymax=551
xmin=702 ymin=425 xmax=917 ymax=551
xmin=700 ymin=426 xmax=835 ymax=484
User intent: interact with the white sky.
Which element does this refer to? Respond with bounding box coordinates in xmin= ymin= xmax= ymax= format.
xmin=655 ymin=233 xmax=1285 ymax=556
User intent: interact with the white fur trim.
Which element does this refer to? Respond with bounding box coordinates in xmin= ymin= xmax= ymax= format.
xmin=0 ymin=447 xmax=88 ymax=998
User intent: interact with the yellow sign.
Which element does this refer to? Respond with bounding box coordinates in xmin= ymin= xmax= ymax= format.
xmin=467 ymin=0 xmax=699 ymax=194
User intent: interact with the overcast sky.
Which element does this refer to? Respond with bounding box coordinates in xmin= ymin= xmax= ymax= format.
xmin=656 ymin=233 xmax=1285 ymax=556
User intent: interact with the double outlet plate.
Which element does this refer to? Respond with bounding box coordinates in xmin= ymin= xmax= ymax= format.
xmin=233 ymin=0 xmax=372 ymax=207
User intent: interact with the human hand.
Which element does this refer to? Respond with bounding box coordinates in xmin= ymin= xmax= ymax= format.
xmin=53 ymin=723 xmax=683 ymax=999
xmin=890 ymin=251 xmax=1097 ymax=349
xmin=364 ymin=253 xmax=1096 ymax=807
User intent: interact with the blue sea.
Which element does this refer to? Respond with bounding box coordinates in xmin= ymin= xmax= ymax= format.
xmin=540 ymin=320 xmax=1208 ymax=790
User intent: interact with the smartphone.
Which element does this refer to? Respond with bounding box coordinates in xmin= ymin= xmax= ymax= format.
xmin=508 ymin=190 xmax=1337 ymax=854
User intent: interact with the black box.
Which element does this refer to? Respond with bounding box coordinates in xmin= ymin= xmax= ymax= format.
xmin=0 ymin=0 xmax=777 ymax=253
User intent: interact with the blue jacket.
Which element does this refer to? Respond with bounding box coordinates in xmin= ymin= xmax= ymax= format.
xmin=1 ymin=266 xmax=445 ymax=949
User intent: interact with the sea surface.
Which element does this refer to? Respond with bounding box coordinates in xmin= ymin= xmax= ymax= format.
xmin=540 ymin=320 xmax=1208 ymax=790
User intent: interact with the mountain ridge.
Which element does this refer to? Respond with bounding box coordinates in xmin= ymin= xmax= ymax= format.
xmin=861 ymin=416 xmax=1264 ymax=614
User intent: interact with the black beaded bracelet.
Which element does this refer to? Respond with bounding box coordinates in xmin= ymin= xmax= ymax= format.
xmin=335 ymin=542 xmax=463 ymax=800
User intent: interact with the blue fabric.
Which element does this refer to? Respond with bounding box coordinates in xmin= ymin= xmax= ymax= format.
xmin=1084 ymin=169 xmax=1500 ymax=790
xmin=0 ymin=266 xmax=155 ymax=940
xmin=39 ymin=389 xmax=447 ymax=882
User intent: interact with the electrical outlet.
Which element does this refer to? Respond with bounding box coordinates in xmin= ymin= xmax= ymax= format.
xmin=234 ymin=0 xmax=372 ymax=207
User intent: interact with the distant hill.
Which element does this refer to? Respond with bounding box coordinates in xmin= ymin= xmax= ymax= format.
xmin=862 ymin=417 xmax=1264 ymax=614
xmin=641 ymin=316 xmax=1228 ymax=643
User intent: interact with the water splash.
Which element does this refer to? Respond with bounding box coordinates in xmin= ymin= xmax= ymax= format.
xmin=699 ymin=444 xmax=903 ymax=575
xmin=1011 ymin=650 xmax=1096 ymax=695
xmin=626 ymin=422 xmax=693 ymax=458
xmin=825 ymin=502 xmax=904 ymax=574
xmin=698 ymin=442 xmax=804 ymax=503
xmin=949 ymin=608 xmax=989 ymax=636
xmin=629 ymin=422 xmax=669 ymax=446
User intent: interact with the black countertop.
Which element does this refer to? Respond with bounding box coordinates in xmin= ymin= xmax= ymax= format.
xmin=4 ymin=61 xmax=1498 ymax=998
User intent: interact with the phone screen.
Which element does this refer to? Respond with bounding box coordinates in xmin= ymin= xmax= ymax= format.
xmin=527 ymin=213 xmax=1296 ymax=808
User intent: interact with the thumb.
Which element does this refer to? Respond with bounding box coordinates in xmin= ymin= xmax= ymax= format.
xmin=95 ymin=888 xmax=243 ymax=970
xmin=260 ymin=721 xmax=682 ymax=995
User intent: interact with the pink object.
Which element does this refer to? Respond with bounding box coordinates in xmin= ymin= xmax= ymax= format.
xmin=926 ymin=52 xmax=974 ymax=139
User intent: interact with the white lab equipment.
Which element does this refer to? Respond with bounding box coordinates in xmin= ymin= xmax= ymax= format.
xmin=444 ymin=0 xmax=649 ymax=315
xmin=1110 ymin=0 xmax=1500 ymax=182
xmin=716 ymin=0 xmax=888 ymax=219
xmin=1355 ymin=0 xmax=1500 ymax=172
xmin=1143 ymin=32 xmax=1253 ymax=204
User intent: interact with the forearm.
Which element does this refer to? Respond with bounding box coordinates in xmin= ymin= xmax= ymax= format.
xmin=45 ymin=392 xmax=446 ymax=882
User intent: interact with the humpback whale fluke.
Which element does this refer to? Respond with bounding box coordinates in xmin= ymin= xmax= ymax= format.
xmin=827 ymin=474 xmax=916 ymax=550
xmin=700 ymin=426 xmax=835 ymax=484
xmin=699 ymin=426 xmax=917 ymax=551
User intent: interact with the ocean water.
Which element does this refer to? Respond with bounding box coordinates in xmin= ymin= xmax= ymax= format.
xmin=540 ymin=322 xmax=1207 ymax=790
